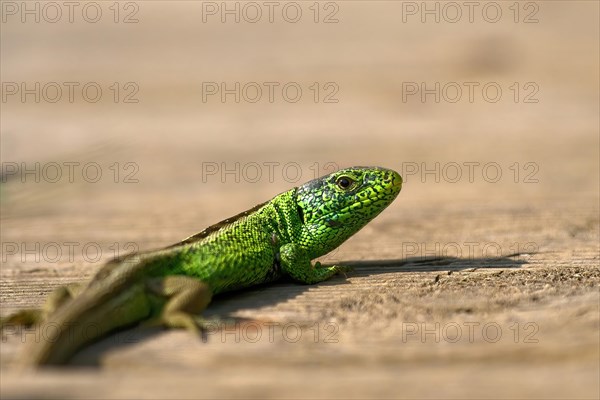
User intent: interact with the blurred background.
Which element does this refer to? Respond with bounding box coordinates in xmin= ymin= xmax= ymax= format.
xmin=1 ymin=1 xmax=598 ymax=399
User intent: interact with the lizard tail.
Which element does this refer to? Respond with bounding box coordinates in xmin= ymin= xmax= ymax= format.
xmin=19 ymin=269 xmax=154 ymax=368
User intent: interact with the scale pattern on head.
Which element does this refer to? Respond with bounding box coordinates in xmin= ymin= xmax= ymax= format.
xmin=295 ymin=166 xmax=402 ymax=255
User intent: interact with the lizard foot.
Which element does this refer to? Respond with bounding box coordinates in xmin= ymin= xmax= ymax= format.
xmin=0 ymin=309 xmax=44 ymax=330
xmin=330 ymin=264 xmax=354 ymax=277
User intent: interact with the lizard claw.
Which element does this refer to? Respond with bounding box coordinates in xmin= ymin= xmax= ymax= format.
xmin=333 ymin=265 xmax=354 ymax=277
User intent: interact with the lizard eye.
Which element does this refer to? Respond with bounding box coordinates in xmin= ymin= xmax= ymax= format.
xmin=336 ymin=176 xmax=353 ymax=190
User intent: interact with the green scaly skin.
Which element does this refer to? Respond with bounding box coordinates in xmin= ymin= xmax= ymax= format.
xmin=1 ymin=166 xmax=402 ymax=367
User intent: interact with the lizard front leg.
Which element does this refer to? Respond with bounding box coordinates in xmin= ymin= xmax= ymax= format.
xmin=280 ymin=243 xmax=351 ymax=284
xmin=145 ymin=276 xmax=213 ymax=335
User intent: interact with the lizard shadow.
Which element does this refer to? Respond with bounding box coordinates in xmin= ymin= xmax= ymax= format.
xmin=208 ymin=253 xmax=530 ymax=314
xmin=70 ymin=254 xmax=530 ymax=367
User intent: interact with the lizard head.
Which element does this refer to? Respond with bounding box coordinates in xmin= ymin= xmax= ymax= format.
xmin=295 ymin=166 xmax=402 ymax=255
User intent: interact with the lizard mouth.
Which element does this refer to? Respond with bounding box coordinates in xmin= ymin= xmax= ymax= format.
xmin=342 ymin=170 xmax=402 ymax=214
xmin=298 ymin=166 xmax=402 ymax=228
xmin=317 ymin=179 xmax=402 ymax=226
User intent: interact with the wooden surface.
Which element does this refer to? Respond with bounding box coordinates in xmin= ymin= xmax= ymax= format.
xmin=1 ymin=2 xmax=598 ymax=399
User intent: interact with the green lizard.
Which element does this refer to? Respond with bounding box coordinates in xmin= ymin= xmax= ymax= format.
xmin=2 ymin=166 xmax=402 ymax=367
